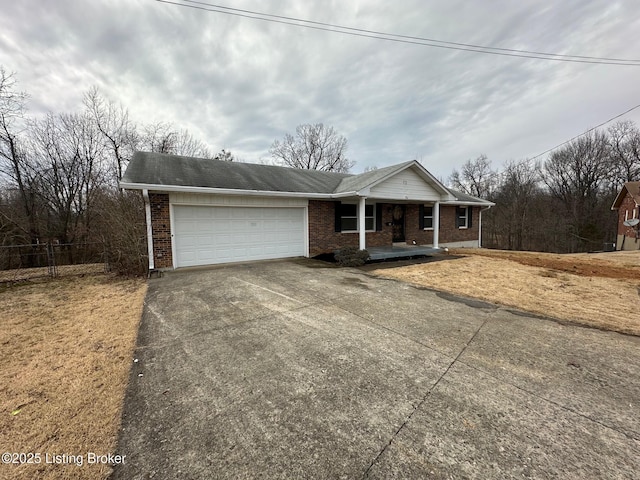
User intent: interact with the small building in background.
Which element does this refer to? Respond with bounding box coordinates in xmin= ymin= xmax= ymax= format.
xmin=611 ymin=181 xmax=640 ymax=251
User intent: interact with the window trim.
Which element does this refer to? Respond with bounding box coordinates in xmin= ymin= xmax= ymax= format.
xmin=422 ymin=205 xmax=434 ymax=230
xmin=339 ymin=203 xmax=376 ymax=233
xmin=458 ymin=206 xmax=469 ymax=229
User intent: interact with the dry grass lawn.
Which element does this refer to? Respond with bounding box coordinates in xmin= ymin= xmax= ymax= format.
xmin=373 ymin=249 xmax=640 ymax=336
xmin=0 ymin=275 xmax=147 ymax=480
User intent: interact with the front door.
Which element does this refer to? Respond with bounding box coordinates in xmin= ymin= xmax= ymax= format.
xmin=392 ymin=205 xmax=405 ymax=242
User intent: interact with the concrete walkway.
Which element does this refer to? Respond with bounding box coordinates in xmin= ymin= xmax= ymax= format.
xmin=112 ymin=259 xmax=640 ymax=479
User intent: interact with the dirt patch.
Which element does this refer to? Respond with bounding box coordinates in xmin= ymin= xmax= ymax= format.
xmin=0 ymin=275 xmax=147 ymax=480
xmin=451 ymin=248 xmax=640 ymax=281
xmin=373 ymin=250 xmax=640 ymax=336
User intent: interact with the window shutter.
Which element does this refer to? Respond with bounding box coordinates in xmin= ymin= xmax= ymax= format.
xmin=375 ymin=203 xmax=382 ymax=231
xmin=419 ymin=204 xmax=425 ymax=229
xmin=455 ymin=207 xmax=461 ymax=228
xmin=468 ymin=207 xmax=473 ymax=228
xmin=334 ymin=202 xmax=342 ymax=232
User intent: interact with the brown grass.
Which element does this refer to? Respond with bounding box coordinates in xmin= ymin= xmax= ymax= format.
xmin=373 ymin=249 xmax=640 ymax=336
xmin=0 ymin=275 xmax=147 ymax=480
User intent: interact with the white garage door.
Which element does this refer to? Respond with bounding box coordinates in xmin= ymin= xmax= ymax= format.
xmin=173 ymin=205 xmax=306 ymax=267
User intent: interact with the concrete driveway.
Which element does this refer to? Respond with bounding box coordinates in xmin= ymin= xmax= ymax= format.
xmin=112 ymin=259 xmax=640 ymax=479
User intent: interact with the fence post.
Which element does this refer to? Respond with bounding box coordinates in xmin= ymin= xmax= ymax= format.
xmin=47 ymin=243 xmax=58 ymax=277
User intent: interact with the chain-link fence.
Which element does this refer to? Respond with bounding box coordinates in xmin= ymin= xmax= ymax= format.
xmin=0 ymin=243 xmax=110 ymax=283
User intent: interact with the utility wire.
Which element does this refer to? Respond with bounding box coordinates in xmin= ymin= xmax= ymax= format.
xmin=183 ymin=0 xmax=640 ymax=63
xmin=529 ymin=103 xmax=640 ymax=161
xmin=155 ymin=0 xmax=640 ymax=66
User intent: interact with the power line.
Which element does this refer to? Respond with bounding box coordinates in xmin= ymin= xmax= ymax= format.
xmin=182 ymin=0 xmax=640 ymax=64
xmin=529 ymin=103 xmax=640 ymax=161
xmin=154 ymin=0 xmax=640 ymax=66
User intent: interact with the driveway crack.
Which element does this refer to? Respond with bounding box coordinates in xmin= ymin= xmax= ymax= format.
xmin=361 ymin=317 xmax=490 ymax=479
xmin=457 ymin=360 xmax=640 ymax=442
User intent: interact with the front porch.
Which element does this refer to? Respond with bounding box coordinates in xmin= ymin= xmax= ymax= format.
xmin=367 ymin=245 xmax=442 ymax=261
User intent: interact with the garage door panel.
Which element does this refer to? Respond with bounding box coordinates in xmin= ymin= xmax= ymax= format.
xmin=173 ymin=205 xmax=305 ymax=267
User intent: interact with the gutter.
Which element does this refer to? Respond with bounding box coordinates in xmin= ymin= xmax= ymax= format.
xmin=479 ymin=205 xmax=493 ymax=248
xmin=142 ymin=189 xmax=154 ymax=271
xmin=441 ymin=200 xmax=496 ymax=207
xmin=119 ymin=182 xmax=360 ymax=199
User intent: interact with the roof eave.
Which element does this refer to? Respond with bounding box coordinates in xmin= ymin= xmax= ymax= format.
xmin=611 ymin=185 xmax=628 ymax=210
xmin=119 ymin=181 xmax=359 ymax=199
xmin=441 ymin=200 xmax=496 ymax=207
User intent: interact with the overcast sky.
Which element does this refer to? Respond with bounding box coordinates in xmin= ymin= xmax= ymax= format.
xmin=1 ymin=0 xmax=639 ymax=179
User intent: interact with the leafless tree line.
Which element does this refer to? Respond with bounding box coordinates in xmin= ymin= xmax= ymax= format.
xmin=0 ymin=68 xmax=230 ymax=273
xmin=449 ymin=122 xmax=640 ymax=253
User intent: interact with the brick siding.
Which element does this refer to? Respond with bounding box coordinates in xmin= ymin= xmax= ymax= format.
xmin=405 ymin=205 xmax=479 ymax=245
xmin=308 ymin=200 xmax=480 ymax=256
xmin=308 ymin=201 xmax=393 ymax=256
xmin=149 ymin=193 xmax=173 ymax=268
xmin=617 ymin=192 xmax=639 ymax=237
xmin=616 ymin=191 xmax=639 ymax=250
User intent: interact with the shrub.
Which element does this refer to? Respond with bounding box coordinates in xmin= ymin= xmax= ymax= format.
xmin=93 ymin=190 xmax=148 ymax=276
xmin=334 ymin=246 xmax=369 ymax=267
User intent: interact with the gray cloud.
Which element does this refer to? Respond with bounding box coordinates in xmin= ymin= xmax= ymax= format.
xmin=2 ymin=0 xmax=640 ymax=179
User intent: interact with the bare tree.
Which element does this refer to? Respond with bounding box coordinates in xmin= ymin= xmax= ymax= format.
xmin=141 ymin=123 xmax=212 ymax=158
xmin=270 ymin=123 xmax=353 ymax=172
xmin=487 ymin=160 xmax=540 ymax=250
xmin=84 ymin=87 xmax=138 ymax=183
xmin=171 ymin=129 xmax=212 ymax=158
xmin=540 ymin=130 xmax=612 ymax=251
xmin=449 ymin=154 xmax=496 ymax=198
xmin=607 ymin=120 xmax=640 ymax=184
xmin=0 ymin=67 xmax=43 ymax=244
xmin=213 ymin=148 xmax=234 ymax=162
xmin=29 ymin=112 xmax=106 ymax=243
xmin=141 ymin=122 xmax=175 ymax=154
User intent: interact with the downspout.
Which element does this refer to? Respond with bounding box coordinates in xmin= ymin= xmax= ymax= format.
xmin=432 ymin=201 xmax=440 ymax=248
xmin=479 ymin=205 xmax=493 ymax=248
xmin=142 ymin=189 xmax=155 ymax=271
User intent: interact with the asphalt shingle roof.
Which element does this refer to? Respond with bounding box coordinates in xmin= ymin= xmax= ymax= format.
xmin=122 ymin=151 xmax=351 ymax=194
xmin=122 ymin=151 xmax=492 ymax=205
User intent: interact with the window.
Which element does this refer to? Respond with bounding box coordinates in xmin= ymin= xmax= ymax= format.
xmin=423 ymin=206 xmax=433 ymax=229
xmin=340 ymin=204 xmax=357 ymax=231
xmin=339 ymin=203 xmax=374 ymax=232
xmin=457 ymin=207 xmax=469 ymax=229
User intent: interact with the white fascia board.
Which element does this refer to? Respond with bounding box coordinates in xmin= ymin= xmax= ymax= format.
xmin=441 ymin=200 xmax=496 ymax=207
xmin=119 ymin=182 xmax=358 ymax=199
xmin=610 ymin=188 xmax=626 ymax=210
xmin=365 ymin=193 xmax=442 ymax=202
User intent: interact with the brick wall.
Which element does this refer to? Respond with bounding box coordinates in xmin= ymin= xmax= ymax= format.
xmin=617 ymin=192 xmax=639 ymax=237
xmin=149 ymin=193 xmax=173 ymax=268
xmin=404 ymin=205 xmax=479 ymax=245
xmin=308 ymin=201 xmax=480 ymax=255
xmin=616 ymin=192 xmax=639 ymax=250
xmin=308 ymin=201 xmax=393 ymax=256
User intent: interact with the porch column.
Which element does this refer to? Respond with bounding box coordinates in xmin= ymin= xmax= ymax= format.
xmin=433 ymin=201 xmax=440 ymax=248
xmin=358 ymin=196 xmax=366 ymax=250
